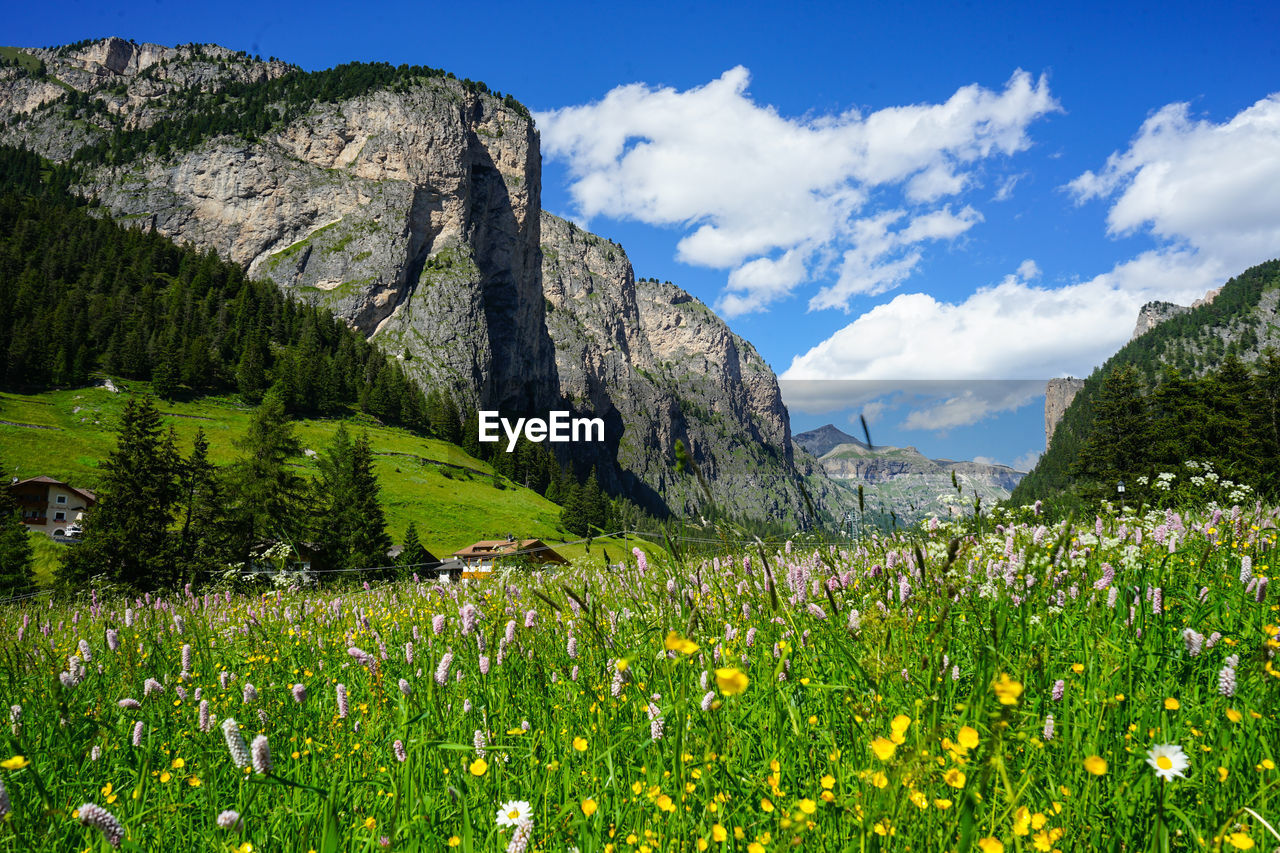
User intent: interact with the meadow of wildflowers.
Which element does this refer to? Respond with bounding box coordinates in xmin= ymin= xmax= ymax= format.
xmin=0 ymin=496 xmax=1278 ymax=851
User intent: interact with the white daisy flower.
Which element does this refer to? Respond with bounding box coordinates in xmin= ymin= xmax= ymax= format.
xmin=1145 ymin=743 xmax=1189 ymax=781
xmin=496 ymin=799 xmax=532 ymax=828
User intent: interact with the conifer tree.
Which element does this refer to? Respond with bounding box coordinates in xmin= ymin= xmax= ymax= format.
xmin=347 ymin=431 xmax=392 ymax=574
xmin=61 ymin=395 xmax=181 ymax=590
xmin=560 ymin=479 xmax=588 ymax=537
xmin=228 ymin=389 xmax=304 ymax=557
xmin=398 ymin=521 xmax=430 ymax=575
xmin=1073 ymin=365 xmax=1151 ymax=493
xmin=176 ymin=428 xmax=228 ymax=578
xmin=151 ymin=340 xmax=180 ymax=400
xmin=315 ymin=427 xmax=391 ymax=575
xmin=583 ymin=467 xmax=611 ymax=532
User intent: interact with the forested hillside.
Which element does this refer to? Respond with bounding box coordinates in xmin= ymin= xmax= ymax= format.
xmin=0 ymin=145 xmax=439 ymax=428
xmin=1012 ymin=259 xmax=1280 ymax=510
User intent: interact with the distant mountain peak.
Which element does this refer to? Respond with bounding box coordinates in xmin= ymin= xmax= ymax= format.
xmin=794 ymin=423 xmax=868 ymax=457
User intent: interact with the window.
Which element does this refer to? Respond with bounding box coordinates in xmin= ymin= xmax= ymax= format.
xmin=56 ymin=495 xmax=67 ymax=504
xmin=54 ymin=511 xmax=66 ymax=521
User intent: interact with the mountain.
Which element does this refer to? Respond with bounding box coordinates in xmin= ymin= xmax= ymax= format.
xmin=791 ymin=424 xmax=869 ymax=458
xmin=1015 ymin=259 xmax=1280 ymax=506
xmin=0 ymin=38 xmax=832 ymax=525
xmin=795 ymin=425 xmax=1024 ymax=524
xmin=542 ymin=215 xmax=834 ymax=519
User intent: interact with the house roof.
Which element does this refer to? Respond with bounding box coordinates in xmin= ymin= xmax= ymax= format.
xmin=13 ymin=475 xmax=63 ymax=485
xmin=452 ymin=539 xmax=568 ymax=564
xmin=9 ymin=476 xmax=98 ymax=504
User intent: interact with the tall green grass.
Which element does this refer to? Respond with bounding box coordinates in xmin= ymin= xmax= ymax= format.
xmin=0 ymin=492 xmax=1275 ymax=851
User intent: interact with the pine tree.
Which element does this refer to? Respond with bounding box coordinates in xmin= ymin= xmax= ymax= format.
xmin=1072 ymin=365 xmax=1151 ymax=492
xmin=560 ymin=479 xmax=588 ymax=537
xmin=235 ymin=330 xmax=269 ymax=402
xmin=314 ymin=427 xmax=391 ymax=576
xmin=0 ymin=462 xmax=35 ymax=597
xmin=347 ymin=431 xmax=392 ymax=574
xmin=583 ymin=467 xmax=611 ymax=532
xmin=60 ymin=395 xmax=181 ymax=590
xmin=398 ymin=521 xmax=430 ymax=575
xmin=314 ymin=423 xmax=354 ymax=572
xmin=228 ymin=389 xmax=304 ymax=557
xmin=176 ymin=428 xmax=228 ymax=579
xmin=151 ymin=340 xmax=180 ymax=399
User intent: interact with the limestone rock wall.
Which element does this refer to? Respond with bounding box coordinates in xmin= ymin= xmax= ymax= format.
xmin=1045 ymin=377 xmax=1085 ymax=450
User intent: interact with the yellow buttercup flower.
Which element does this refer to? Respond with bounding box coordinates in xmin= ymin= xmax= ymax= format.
xmin=664 ymin=631 xmax=699 ymax=655
xmin=1225 ymin=832 xmax=1255 ymax=850
xmin=798 ymin=798 xmax=816 ymax=814
xmin=1226 ymin=708 xmax=1243 ymax=723
xmin=1164 ymin=697 xmax=1180 ymax=710
xmin=957 ymin=725 xmax=980 ymax=750
xmin=715 ymin=668 xmax=749 ymax=696
xmin=0 ymin=756 xmax=29 ymax=771
xmin=468 ymin=758 xmax=488 ymax=776
xmin=581 ymin=798 xmax=597 ymax=817
xmin=1084 ymin=755 xmax=1107 ymax=776
xmin=992 ymin=673 xmax=1023 ymax=705
xmin=870 ymin=737 xmax=897 ymax=761
xmin=573 ymin=736 xmax=589 ymax=752
xmin=712 ymin=824 xmax=727 ymax=842
xmin=944 ymin=768 xmax=966 ymax=789
xmin=978 ymin=837 xmax=1005 ymax=853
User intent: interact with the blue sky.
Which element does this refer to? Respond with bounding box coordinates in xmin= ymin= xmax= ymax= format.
xmin=10 ymin=1 xmax=1280 ymax=469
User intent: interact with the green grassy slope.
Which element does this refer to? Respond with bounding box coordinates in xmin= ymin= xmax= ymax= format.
xmin=2 ymin=382 xmax=642 ymax=583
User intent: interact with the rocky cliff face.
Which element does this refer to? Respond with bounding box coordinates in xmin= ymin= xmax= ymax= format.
xmin=0 ymin=38 xmax=829 ymax=523
xmin=794 ymin=426 xmax=1022 ymax=522
xmin=1131 ymin=301 xmax=1190 ymax=341
xmin=74 ymin=67 xmax=554 ymax=412
xmin=542 ymin=213 xmax=827 ymax=521
xmin=1 ymin=39 xmax=291 ymax=160
xmin=1044 ymin=377 xmax=1085 ymax=450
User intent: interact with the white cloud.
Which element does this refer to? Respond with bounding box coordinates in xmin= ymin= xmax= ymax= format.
xmin=992 ymin=172 xmax=1025 ymax=201
xmin=779 ymin=251 xmax=1221 ymax=425
xmin=784 ymin=254 xmax=1217 ymax=383
xmin=854 ymin=399 xmax=893 ymax=426
xmin=1068 ymin=93 xmax=1280 ymax=275
xmin=901 ymin=383 xmax=1043 ymax=430
xmin=537 ymin=68 xmax=1058 ymax=315
xmin=807 ymin=205 xmax=984 ymax=309
xmin=791 ymin=90 xmax=1280 ymax=424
